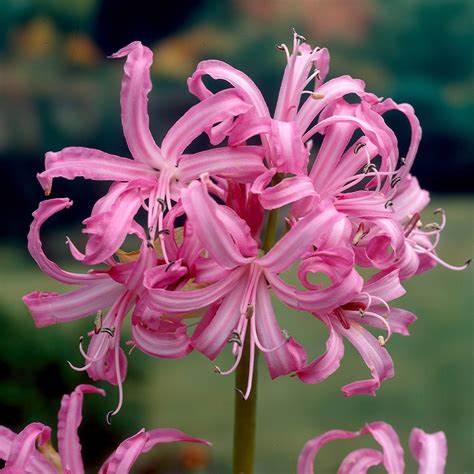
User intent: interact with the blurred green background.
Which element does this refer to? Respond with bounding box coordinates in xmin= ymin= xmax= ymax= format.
xmin=0 ymin=0 xmax=472 ymax=472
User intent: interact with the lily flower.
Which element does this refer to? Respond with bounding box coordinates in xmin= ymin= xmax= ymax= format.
xmin=37 ymin=41 xmax=266 ymax=265
xmin=297 ymin=270 xmax=416 ymax=396
xmin=145 ymin=180 xmax=363 ymax=398
xmin=22 ymin=199 xmax=192 ymax=421
xmin=0 ymin=385 xmax=209 ymax=474
xmin=298 ymin=421 xmax=447 ymax=474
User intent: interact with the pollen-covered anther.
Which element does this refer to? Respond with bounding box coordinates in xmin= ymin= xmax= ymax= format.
xmin=311 ymin=92 xmax=325 ymax=100
xmin=94 ymin=311 xmax=103 ymax=334
xmin=352 ymin=223 xmax=367 ymax=246
xmin=358 ymin=309 xmax=365 ymax=317
xmin=156 ymin=197 xmax=167 ymax=211
xmin=391 ymin=176 xmax=401 ymax=188
xmin=245 ymin=304 xmax=254 ymax=319
xmin=292 ymin=28 xmax=306 ymax=42
xmin=281 ymin=329 xmax=290 ymax=341
xmin=228 ymin=331 xmax=242 ymax=346
xmin=377 ymin=335 xmax=386 ymax=346
xmin=354 ymin=142 xmax=366 ymax=154
xmin=276 ymin=43 xmax=285 ymax=51
xmin=363 ymin=163 xmax=377 ymax=174
xmin=105 ymin=410 xmax=114 ymax=426
xmin=213 ymin=365 xmax=222 ymax=374
xmin=424 ymin=222 xmax=440 ymax=231
xmin=100 ymin=327 xmax=115 ymax=337
xmin=385 ymin=200 xmax=394 ymax=209
xmin=165 ymin=260 xmax=175 ymax=272
xmin=157 ymin=229 xmax=170 ymax=235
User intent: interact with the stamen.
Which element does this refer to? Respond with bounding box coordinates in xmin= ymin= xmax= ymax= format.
xmin=165 ymin=261 xmax=175 ymax=272
xmin=352 ymin=223 xmax=368 ymax=246
xmin=228 ymin=331 xmax=242 ymax=346
xmin=128 ymin=344 xmax=136 ymax=355
xmin=365 ymin=310 xmax=392 ymax=345
xmin=106 ymin=410 xmax=114 ymax=426
xmin=94 ymin=311 xmax=103 ymax=334
xmin=292 ymin=28 xmax=306 ymax=42
xmin=354 ymin=142 xmax=366 ymax=154
xmin=390 ymin=176 xmax=401 ymax=188
xmin=404 ymin=212 xmax=420 ymax=237
xmin=100 ymin=327 xmax=115 ymax=337
xmin=363 ymin=163 xmax=377 ymax=174
xmin=157 ymin=229 xmax=170 ymax=235
xmin=146 ymin=240 xmax=154 ymax=249
xmin=399 ymin=156 xmax=406 ymax=165
xmin=156 ymin=197 xmax=167 ymax=211
xmin=276 ymin=43 xmax=285 ymax=51
xmin=311 ymin=92 xmax=325 ymax=100
xmin=384 ymin=200 xmax=393 ymax=209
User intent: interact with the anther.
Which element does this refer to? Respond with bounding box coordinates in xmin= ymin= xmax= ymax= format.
xmin=354 ymin=142 xmax=366 ymax=154
xmin=228 ymin=331 xmax=242 ymax=346
xmin=146 ymin=240 xmax=154 ymax=249
xmin=106 ymin=411 xmax=114 ymax=425
xmin=352 ymin=223 xmax=367 ymax=246
xmin=292 ymin=28 xmax=306 ymax=41
xmin=433 ymin=208 xmax=444 ymax=215
xmin=165 ymin=261 xmax=175 ymax=272
xmin=311 ymin=92 xmax=325 ymax=100
xmin=424 ymin=223 xmax=440 ymax=231
xmin=363 ymin=163 xmax=377 ymax=174
xmin=79 ymin=335 xmax=84 ymax=344
xmin=358 ymin=309 xmax=365 ymax=317
xmin=100 ymin=327 xmax=115 ymax=337
xmin=281 ymin=329 xmax=290 ymax=341
xmin=234 ymin=388 xmax=245 ymax=399
xmin=157 ymin=229 xmax=170 ymax=235
xmin=276 ymin=44 xmax=285 ymax=51
xmin=399 ymin=156 xmax=406 ymax=165
xmin=128 ymin=344 xmax=136 ymax=355
xmin=377 ymin=335 xmax=386 ymax=346
xmin=466 ymin=258 xmax=472 ymax=267
xmin=213 ymin=366 xmax=222 ymax=374
xmin=94 ymin=311 xmax=103 ymax=334
xmin=245 ymin=305 xmax=254 ymax=319
xmin=385 ymin=200 xmax=393 ymax=209
xmin=390 ymin=176 xmax=401 ymax=188
xmin=156 ymin=198 xmax=167 ymax=211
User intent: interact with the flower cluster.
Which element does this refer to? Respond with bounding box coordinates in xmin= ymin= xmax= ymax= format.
xmin=0 ymin=385 xmax=209 ymax=473
xmin=23 ymin=32 xmax=467 ymax=418
xmin=14 ymin=33 xmax=466 ymax=474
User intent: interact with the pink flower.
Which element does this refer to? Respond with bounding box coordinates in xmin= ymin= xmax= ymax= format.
xmin=0 ymin=385 xmax=209 ymax=473
xmin=297 ymin=270 xmax=416 ymax=396
xmin=145 ymin=179 xmax=363 ymax=398
xmin=297 ymin=421 xmax=447 ymax=474
xmin=22 ymin=199 xmax=192 ymax=420
xmin=37 ymin=41 xmax=265 ymax=265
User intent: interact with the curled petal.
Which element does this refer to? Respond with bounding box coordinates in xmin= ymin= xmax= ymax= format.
xmin=258 ymin=200 xmax=345 ymax=273
xmin=255 ymin=278 xmax=306 ymax=378
xmin=338 ymin=448 xmax=384 ymax=474
xmin=375 ymin=99 xmax=422 ymax=180
xmin=297 ymin=314 xmax=344 ymax=384
xmin=257 ymin=176 xmax=317 ymax=210
xmin=70 ymin=183 xmax=143 ymax=265
xmin=392 ymin=175 xmax=430 ymax=221
xmin=23 ymin=279 xmax=123 ymax=328
xmin=27 ymin=198 xmax=108 ymax=285
xmin=132 ymin=305 xmax=192 ymax=359
xmin=181 ymin=181 xmax=254 ymax=269
xmin=0 ymin=426 xmax=15 ymax=461
xmin=4 ymin=423 xmax=51 ymax=472
xmin=87 ymin=345 xmax=127 ymax=386
xmin=58 ymin=385 xmax=105 ymax=474
xmin=161 ymin=89 xmax=253 ymax=165
xmin=409 ymin=427 xmax=447 ymax=474
xmin=297 ymin=75 xmax=369 ymax=133
xmin=362 ymin=422 xmax=405 ymax=473
xmin=38 ymin=147 xmax=155 ymax=194
xmin=146 ymin=267 xmax=245 ymax=313
xmin=297 ymin=429 xmax=359 ymax=474
xmin=363 ymin=270 xmax=406 ymax=303
xmin=187 ymin=59 xmax=269 ymax=117
xmin=99 ymin=427 xmax=210 ymax=474
xmin=336 ymin=322 xmax=394 ymax=397
xmin=191 ymin=277 xmax=247 ymax=359
xmin=178 ymin=146 xmax=266 ymax=184
xmin=110 ymin=41 xmax=166 ymax=169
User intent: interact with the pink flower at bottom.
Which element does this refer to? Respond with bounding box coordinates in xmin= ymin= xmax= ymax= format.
xmin=0 ymin=385 xmax=209 ymax=474
xmin=298 ymin=421 xmax=447 ymax=474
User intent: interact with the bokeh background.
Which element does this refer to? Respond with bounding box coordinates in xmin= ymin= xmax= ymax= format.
xmin=0 ymin=0 xmax=472 ymax=472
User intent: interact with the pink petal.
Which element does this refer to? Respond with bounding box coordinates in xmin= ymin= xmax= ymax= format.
xmin=178 ymin=146 xmax=266 ymax=184
xmin=336 ymin=321 xmax=394 ymax=396
xmin=161 ymin=89 xmax=253 ymax=165
xmin=131 ymin=298 xmax=192 ymax=359
xmin=297 ymin=75 xmax=369 ymax=133
xmin=187 ymin=59 xmax=269 ymax=117
xmin=392 ymin=175 xmax=430 ymax=221
xmin=297 ymin=314 xmax=344 ymax=384
xmin=191 ymin=277 xmax=247 ymax=359
xmin=258 ymin=200 xmax=345 ymax=273
xmin=255 ymin=278 xmax=306 ymax=378
xmin=27 ymin=198 xmax=108 ymax=285
xmin=0 ymin=427 xmax=15 ymax=461
xmin=23 ymin=279 xmax=123 ymax=328
xmin=337 ymin=448 xmax=384 ymax=474
xmin=57 ymin=385 xmax=105 ymax=474
xmin=409 ymin=427 xmax=447 ymax=474
xmin=297 ymin=429 xmax=359 ymax=474
xmin=4 ymin=423 xmax=51 ymax=471
xmin=99 ymin=427 xmax=210 ymax=474
xmin=375 ymin=99 xmax=422 ymax=180
xmin=257 ymin=176 xmax=317 ymax=210
xmin=110 ymin=42 xmax=166 ymax=169
xmin=146 ymin=267 xmax=245 ymax=313
xmin=71 ymin=182 xmax=143 ymax=265
xmin=181 ymin=181 xmax=253 ymax=269
xmin=87 ymin=346 xmax=127 ymax=386
xmin=37 ymin=147 xmax=155 ymax=194
xmin=347 ymin=307 xmax=416 ymax=337
xmin=363 ymin=269 xmax=406 ymax=303
xmin=362 ymin=422 xmax=405 ymax=473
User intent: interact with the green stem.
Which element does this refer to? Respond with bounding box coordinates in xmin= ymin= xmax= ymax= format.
xmin=232 ymin=204 xmax=280 ymax=474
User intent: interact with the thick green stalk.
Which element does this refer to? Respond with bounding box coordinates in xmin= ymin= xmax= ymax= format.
xmin=232 ymin=206 xmax=280 ymax=474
